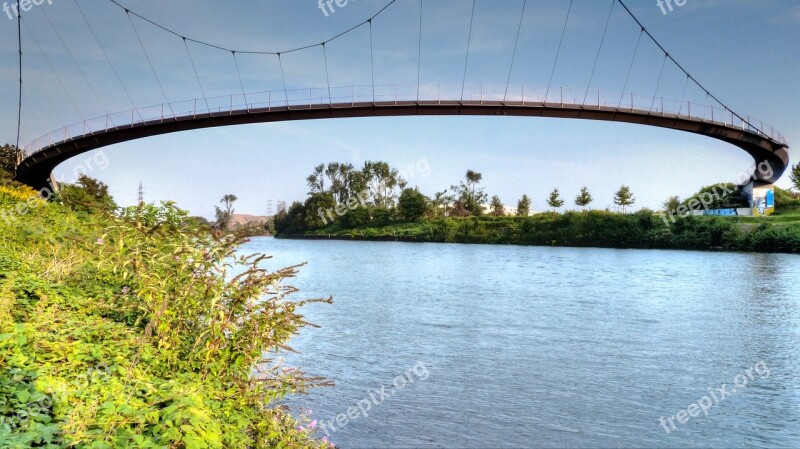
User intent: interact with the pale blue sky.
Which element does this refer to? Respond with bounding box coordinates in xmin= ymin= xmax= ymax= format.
xmin=0 ymin=0 xmax=798 ymax=218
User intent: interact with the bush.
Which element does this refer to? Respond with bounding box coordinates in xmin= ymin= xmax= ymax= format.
xmin=397 ymin=188 xmax=429 ymax=222
xmin=0 ymin=185 xmax=331 ymax=448
xmin=341 ymin=206 xmax=370 ymax=229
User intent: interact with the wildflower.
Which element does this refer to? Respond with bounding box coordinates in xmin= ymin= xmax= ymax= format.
xmin=95 ymin=238 xmax=103 ymax=245
xmin=310 ymin=420 xmax=318 ymax=429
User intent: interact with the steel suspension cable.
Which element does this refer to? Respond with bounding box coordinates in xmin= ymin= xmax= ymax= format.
xmin=369 ymin=19 xmax=375 ymax=102
xmin=22 ymin=20 xmax=86 ymax=121
xmin=678 ymin=74 xmax=690 ymax=115
xmin=582 ymin=0 xmax=615 ymax=106
xmin=615 ymin=0 xmax=763 ymax=135
xmin=545 ymin=0 xmax=574 ymax=103
xmin=183 ymin=39 xmax=210 ymax=112
xmin=504 ymin=0 xmax=528 ymax=103
xmin=460 ymin=0 xmax=477 ymax=102
xmin=277 ymin=53 xmax=288 ymax=106
xmin=649 ymin=54 xmax=668 ymax=112
xmin=124 ymin=10 xmax=174 ymax=115
xmin=416 ymin=0 xmax=423 ymax=102
xmin=73 ymin=0 xmax=136 ymax=111
xmin=107 ymin=0 xmax=397 ymax=56
xmin=15 ymin=9 xmax=22 ymax=154
xmin=232 ymin=52 xmax=248 ymax=106
xmin=618 ymin=29 xmax=643 ymax=109
xmin=40 ymin=7 xmax=109 ymax=116
xmin=322 ymin=43 xmax=332 ymax=103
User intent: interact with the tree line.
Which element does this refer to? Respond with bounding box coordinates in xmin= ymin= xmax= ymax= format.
xmin=274 ymin=162 xmax=642 ymax=234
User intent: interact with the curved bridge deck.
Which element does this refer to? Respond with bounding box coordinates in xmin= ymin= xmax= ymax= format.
xmin=15 ymin=86 xmax=790 ymax=189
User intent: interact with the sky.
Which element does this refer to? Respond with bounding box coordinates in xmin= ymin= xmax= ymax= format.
xmin=0 ymin=0 xmax=798 ymax=218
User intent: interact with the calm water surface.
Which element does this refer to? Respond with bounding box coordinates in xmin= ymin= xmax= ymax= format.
xmin=242 ymin=238 xmax=800 ymax=448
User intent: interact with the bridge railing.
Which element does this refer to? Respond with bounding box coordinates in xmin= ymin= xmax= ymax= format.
xmin=19 ymin=83 xmax=787 ymax=163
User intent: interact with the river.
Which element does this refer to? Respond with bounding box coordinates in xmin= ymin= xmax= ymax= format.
xmin=242 ymin=237 xmax=800 ymax=448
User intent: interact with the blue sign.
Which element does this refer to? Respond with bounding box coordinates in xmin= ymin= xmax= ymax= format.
xmin=704 ymin=209 xmax=737 ymax=216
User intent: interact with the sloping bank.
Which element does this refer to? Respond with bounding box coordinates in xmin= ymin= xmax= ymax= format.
xmin=0 ymin=184 xmax=331 ymax=448
xmin=280 ymin=211 xmax=800 ymax=254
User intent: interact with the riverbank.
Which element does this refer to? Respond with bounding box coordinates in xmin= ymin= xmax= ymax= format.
xmin=279 ymin=210 xmax=800 ymax=254
xmin=0 ymin=182 xmax=327 ymax=448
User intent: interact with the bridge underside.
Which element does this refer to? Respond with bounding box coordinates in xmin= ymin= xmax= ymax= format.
xmin=15 ymin=101 xmax=790 ymax=190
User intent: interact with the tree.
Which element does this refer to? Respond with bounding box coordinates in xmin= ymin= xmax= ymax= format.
xmin=60 ymin=175 xmax=117 ymax=213
xmin=681 ymin=184 xmax=747 ymax=211
xmin=790 ymin=162 xmax=800 ymax=192
xmin=662 ymin=195 xmax=681 ymax=212
xmin=362 ymin=161 xmax=404 ymax=209
xmin=398 ymin=188 xmax=429 ymax=222
xmin=452 ymin=170 xmax=488 ymax=216
xmin=614 ymin=185 xmax=635 ymax=213
xmin=306 ymin=164 xmax=325 ymax=194
xmin=431 ymin=189 xmax=452 ymax=217
xmin=489 ymin=195 xmax=505 ymax=216
xmin=304 ymin=192 xmax=336 ymax=230
xmin=466 ymin=170 xmax=482 ymax=199
xmin=0 ymin=144 xmax=19 ymax=179
xmin=547 ymin=188 xmax=564 ymax=211
xmin=517 ymin=194 xmax=531 ymax=216
xmin=214 ymin=194 xmax=238 ymax=229
xmin=574 ymin=187 xmax=593 ymax=210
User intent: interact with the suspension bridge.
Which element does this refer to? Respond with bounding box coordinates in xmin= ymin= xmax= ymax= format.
xmin=8 ymin=0 xmax=790 ymax=191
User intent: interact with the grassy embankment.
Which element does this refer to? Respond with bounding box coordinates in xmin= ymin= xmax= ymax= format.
xmin=288 ymin=209 xmax=800 ymax=254
xmin=0 ymin=181 xmax=330 ymax=448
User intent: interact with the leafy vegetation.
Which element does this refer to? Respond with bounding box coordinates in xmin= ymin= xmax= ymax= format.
xmin=790 ymin=162 xmax=800 ymax=192
xmin=1 ymin=172 xmax=330 ymax=447
xmin=293 ymin=210 xmax=800 ymax=254
xmin=574 ymin=187 xmax=593 ymax=210
xmin=613 ymin=185 xmax=635 ymax=213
